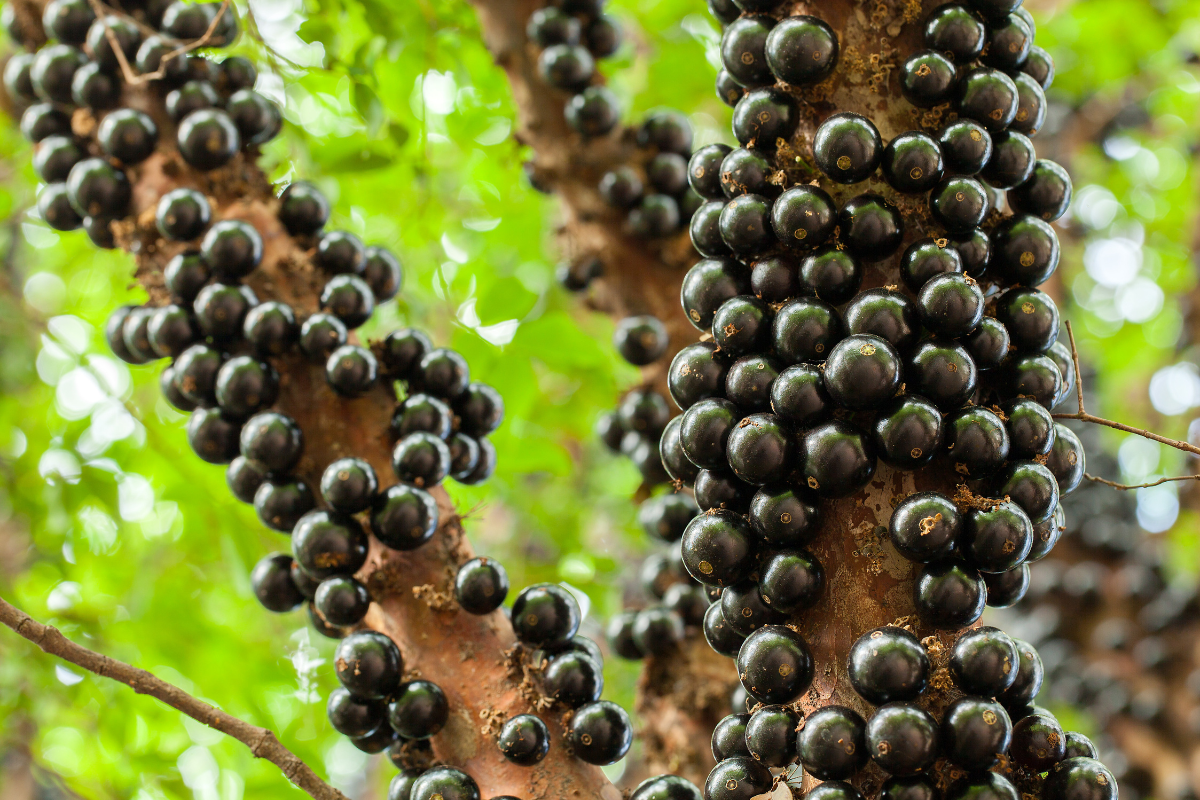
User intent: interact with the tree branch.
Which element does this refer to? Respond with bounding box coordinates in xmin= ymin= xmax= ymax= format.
xmin=1083 ymin=473 xmax=1200 ymax=491
xmin=1053 ymin=321 xmax=1200 ymax=457
xmin=0 ymin=595 xmax=349 ymax=800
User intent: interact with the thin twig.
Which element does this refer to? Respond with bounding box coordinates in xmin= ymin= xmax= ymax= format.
xmin=1052 ymin=320 xmax=1200 ymax=457
xmin=86 ymin=0 xmax=232 ymax=85
xmin=1083 ymin=473 xmax=1200 ymax=491
xmin=0 ymin=595 xmax=349 ymax=800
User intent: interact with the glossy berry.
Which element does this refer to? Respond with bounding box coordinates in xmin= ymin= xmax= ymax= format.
xmin=1063 ymin=733 xmax=1098 ymax=759
xmin=748 ymin=486 xmax=821 ymax=547
xmin=882 ymin=131 xmax=944 ymax=193
xmin=630 ymin=776 xmax=701 ymax=800
xmin=250 ymin=553 xmax=305 ymax=612
xmin=21 ymin=103 xmax=73 ymax=144
xmin=745 ymin=705 xmax=799 ymax=766
xmin=543 ymin=650 xmax=604 ymax=706
xmin=763 ymin=15 xmax=837 ymax=84
xmin=981 ymin=13 xmax=1031 ymax=71
xmin=872 ymin=395 xmax=941 ymax=469
xmin=918 ymin=273 xmax=983 ymax=338
xmin=906 ymin=340 xmax=977 ymax=410
xmin=721 ymin=15 xmax=776 ymax=87
xmin=721 ymin=582 xmax=786 ymax=637
xmin=844 ymin=289 xmax=918 ymax=353
xmin=2 ymin=54 xmax=34 ymax=103
xmin=839 ymin=194 xmax=903 ymax=261
xmin=392 ymin=431 xmax=450 ymax=488
xmin=239 ymin=411 xmax=303 ymax=475
xmin=1023 ymin=45 xmax=1056 ymax=90
xmin=958 ymin=68 xmax=1018 ymax=133
xmin=757 ymin=548 xmax=822 ymax=613
xmin=1046 ymin=424 xmax=1085 ymax=494
xmin=194 ymin=283 xmax=257 ymax=341
xmin=694 ymin=469 xmax=754 ymax=513
xmin=299 ymin=313 xmax=348 ymax=363
xmin=773 ymin=296 xmax=844 ymax=364
xmin=164 ymin=252 xmax=210 ymax=304
xmin=961 ymin=501 xmax=1032 ymax=574
xmin=679 ymin=397 xmax=737 ymax=470
xmin=983 ymin=561 xmax=1028 ymax=607
xmin=772 ymin=185 xmax=837 ymax=248
xmin=704 ymin=757 xmax=773 ymax=800
xmin=455 ymin=557 xmax=509 ymax=615
xmin=416 ymin=348 xmax=471 ymax=398
xmin=1005 ymin=354 xmax=1062 ymax=407
xmin=938 ymin=119 xmax=993 ymax=176
xmin=1009 ymin=159 xmax=1072 ymax=222
xmin=736 ymin=624 xmax=813 ymax=704
xmin=924 ymin=4 xmax=985 ymax=61
xmin=314 ymin=576 xmax=371 ymax=626
xmin=692 ymin=201 xmax=731 ymax=258
xmin=279 ymin=181 xmax=330 ymax=236
xmin=178 ymin=109 xmax=240 ymax=170
xmin=255 ymin=478 xmax=315 ymax=533
xmin=930 ymin=176 xmax=989 ymax=232
xmin=156 ymin=188 xmax=211 ymax=241
xmin=944 ymin=407 xmax=1009 ymax=477
xmin=719 ymin=194 xmax=773 ymax=255
xmin=1009 ymin=711 xmax=1066 ymax=770
xmin=387 ymin=680 xmax=448 ymax=740
xmin=629 ymin=194 xmax=681 ymax=238
xmin=320 ymin=274 xmax=375 ymax=329
xmin=43 ymin=0 xmax=95 ymax=44
xmin=215 ymin=356 xmax=278 ymax=418
xmin=66 ymin=158 xmax=130 ymax=219
xmin=566 ymin=86 xmax=621 ymax=137
xmin=320 ymin=457 xmax=378 ymax=513
xmin=161 ymin=366 xmax=199 ymax=413
xmin=39 ymin=184 xmax=82 ymax=231
xmin=866 ymin=703 xmax=939 ymax=776
xmin=966 ymin=317 xmax=1010 ymax=369
xmin=370 ymin=483 xmax=439 ymax=550
xmin=681 ymin=257 xmax=748 ymax=331
xmin=326 ymin=344 xmax=378 ymax=397
xmin=950 ymin=626 xmax=1019 ymax=696
xmin=498 ymin=714 xmax=550 ymax=766
xmin=720 ymin=148 xmax=776 ymax=199
xmin=797 ymin=706 xmax=868 ymax=779
xmin=226 ymin=89 xmax=282 ymax=146
xmin=823 ymin=334 xmax=901 ymax=411
xmin=33 ymin=136 xmax=83 ymax=185
xmin=689 ymin=143 xmax=733 ymax=199
xmin=914 ymin=559 xmax=986 ymax=628
xmin=981 ymin=130 xmax=1036 ymax=189
xmin=940 ymin=696 xmax=1012 ymax=770
xmin=511 ymin=583 xmax=580 ymax=647
xmin=732 ymin=88 xmax=797 ymax=148
xmin=814 ymin=113 xmax=882 ymax=184
xmin=900 ymin=239 xmax=961 ymax=293
xmin=409 ymin=767 xmax=480 ymax=800
xmin=726 ymin=413 xmax=792 ymax=485
xmin=334 ymin=631 xmax=402 ymax=700
xmin=996 ymin=287 xmax=1059 ymax=354
xmin=1005 ymin=398 xmax=1055 ymax=460
xmin=1042 ymin=758 xmax=1117 ymax=800
xmin=378 ymin=330 xmax=432 ymax=382
xmin=801 ymin=420 xmax=875 ymax=498
xmin=849 ymin=627 xmax=929 ymax=706
xmin=567 ymin=700 xmax=632 ymax=765
xmin=901 ymin=50 xmax=956 ymax=107
xmin=712 ymin=296 xmax=770 ymax=357
xmin=527 ymin=7 xmax=580 ymax=46
xmin=585 ymin=14 xmax=621 ymax=57
xmin=615 ymin=315 xmax=669 ymax=366
xmin=681 ymin=511 xmax=755 ymax=587
xmin=202 ymin=219 xmax=263 ymax=280
xmin=889 ymin=492 xmax=960 ymax=563
xmin=768 ymin=363 xmax=829 ymax=427
xmin=716 ymin=70 xmax=745 ymax=107
xmin=702 ymin=602 xmax=745 ymax=657
xmin=242 ymin=301 xmax=297 ymax=358
xmin=799 ymin=248 xmax=862 ymax=305
xmin=446 ymin=433 xmax=481 ymax=477
xmin=30 ymin=44 xmax=86 ymax=106
xmin=538 ymin=44 xmax=594 ymax=91
xmin=166 ymin=80 xmax=220 ymax=123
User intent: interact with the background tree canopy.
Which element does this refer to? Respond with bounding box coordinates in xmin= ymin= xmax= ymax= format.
xmin=0 ymin=0 xmax=1198 ymax=798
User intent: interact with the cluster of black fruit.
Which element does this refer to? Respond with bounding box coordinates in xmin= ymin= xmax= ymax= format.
xmin=708 ymin=623 xmax=1109 ymax=800
xmin=999 ymin=424 xmax=1198 ymax=797
xmin=7 ymin=0 xmax=279 ymax=246
xmin=528 ymin=0 xmax=622 ymax=137
xmin=597 ymin=109 xmax=703 ymax=240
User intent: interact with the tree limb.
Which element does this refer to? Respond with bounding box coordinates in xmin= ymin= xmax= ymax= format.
xmin=0 ymin=595 xmax=349 ymax=800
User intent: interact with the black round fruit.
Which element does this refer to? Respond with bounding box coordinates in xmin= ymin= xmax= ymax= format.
xmin=889 ymin=492 xmax=960 ymax=563
xmin=772 ymin=296 xmax=844 ymax=364
xmin=800 ymin=420 xmax=875 ymax=498
xmin=901 ymin=50 xmax=957 ymax=107
xmin=772 ymin=185 xmax=837 ymax=249
xmin=940 ymin=696 xmax=1012 ymax=770
xmin=839 ymin=194 xmax=903 ymax=261
xmin=511 ymin=583 xmax=580 ymax=647
xmin=914 ymin=559 xmax=986 ymax=628
xmin=455 ymin=557 xmax=509 ymax=615
xmin=882 ymin=131 xmax=945 ymax=193
xmin=704 ymin=757 xmax=773 ymax=800
xmin=1009 ymin=159 xmax=1072 ymax=222
xmin=736 ymin=624 xmax=814 ymax=704
xmin=764 ymin=15 xmax=838 ymax=84
xmin=226 ymin=89 xmax=282 ymax=146
xmin=865 ymin=703 xmax=939 ymax=776
xmin=255 ymin=478 xmax=315 ymax=533
xmin=906 ymin=340 xmax=978 ymax=411
xmin=497 ymin=714 xmax=550 ymax=766
xmin=924 ymin=4 xmax=986 ymax=61
xmin=566 ymin=86 xmax=621 ymax=137
xmin=957 ymin=68 xmax=1018 ymax=132
xmin=156 ymin=188 xmax=211 ymax=241
xmin=333 ymin=631 xmax=402 ymax=700
xmin=215 ymin=356 xmax=278 ymax=418
xmin=732 ymin=88 xmax=797 ymax=147
xmin=849 ymin=627 xmax=929 ymax=705
xmin=66 ymin=157 xmax=130 ymax=219
xmin=872 ymin=395 xmax=942 ymax=469
xmin=537 ymin=43 xmax=594 ymax=91
xmin=961 ymin=501 xmax=1033 ymax=573
xmin=177 ymin=109 xmax=240 ymax=170
xmin=251 ymin=552 xmax=305 ymax=613
xmin=769 ymin=363 xmax=830 ymax=427
xmin=567 ymin=700 xmax=632 ymax=765
xmin=823 ymin=334 xmax=902 ymax=411
xmin=721 ymin=15 xmax=776 ymax=87
xmin=981 ymin=130 xmax=1036 ymax=189
xmin=681 ymin=510 xmax=755 ymax=587
xmin=814 ymin=112 xmax=882 ymax=184
xmin=745 ymin=704 xmax=799 ymax=767
xmin=279 ymin=181 xmax=330 ymax=236
xmin=938 ymin=119 xmax=993 ymax=176
xmin=314 ymin=575 xmax=371 ymax=626
xmin=681 ymin=258 xmax=749 ymax=331
xmin=388 ymin=680 xmax=449 ymax=739
xmin=409 ymin=767 xmax=479 ymax=800
xmin=797 ymin=706 xmax=868 ymax=779
xmin=965 ymin=317 xmax=1010 ymax=370
xmin=950 ymin=626 xmax=1019 ymax=696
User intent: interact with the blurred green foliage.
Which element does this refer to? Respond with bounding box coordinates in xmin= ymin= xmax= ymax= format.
xmin=0 ymin=0 xmax=1196 ymax=798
